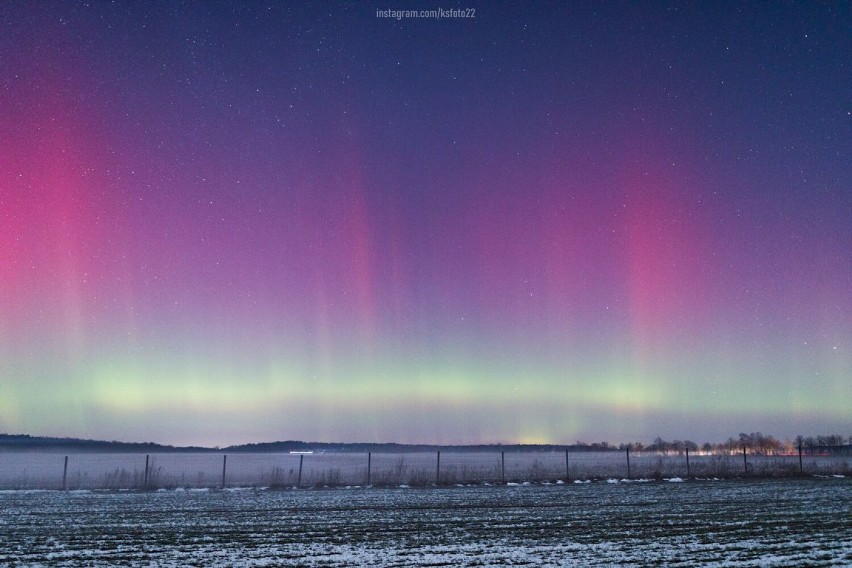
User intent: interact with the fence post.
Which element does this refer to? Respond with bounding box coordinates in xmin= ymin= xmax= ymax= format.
xmin=626 ymin=447 xmax=631 ymax=478
xmin=367 ymin=452 xmax=371 ymax=486
xmin=62 ymin=456 xmax=68 ymax=490
xmin=436 ymin=451 xmax=441 ymax=485
xmin=297 ymin=454 xmax=304 ymax=487
xmin=144 ymin=454 xmax=149 ymax=489
xmin=798 ymin=443 xmax=803 ymax=473
xmin=685 ymin=447 xmax=690 ymax=477
xmin=565 ymin=449 xmax=570 ymax=481
xmin=501 ymin=451 xmax=505 ymax=483
xmin=221 ymin=455 xmax=227 ymax=488
xmin=742 ymin=446 xmax=747 ymax=474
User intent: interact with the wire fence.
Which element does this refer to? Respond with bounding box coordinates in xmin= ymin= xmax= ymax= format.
xmin=1 ymin=447 xmax=849 ymax=490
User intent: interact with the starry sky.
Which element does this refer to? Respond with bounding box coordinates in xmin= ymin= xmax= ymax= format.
xmin=1 ymin=2 xmax=850 ymax=447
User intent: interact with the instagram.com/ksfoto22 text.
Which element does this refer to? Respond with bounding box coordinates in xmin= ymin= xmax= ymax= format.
xmin=376 ymin=8 xmax=476 ymax=20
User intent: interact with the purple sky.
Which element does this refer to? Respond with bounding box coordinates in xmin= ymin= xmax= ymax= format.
xmin=1 ymin=2 xmax=850 ymax=446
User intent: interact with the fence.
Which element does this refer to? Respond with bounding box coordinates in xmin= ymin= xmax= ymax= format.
xmin=1 ymin=447 xmax=849 ymax=490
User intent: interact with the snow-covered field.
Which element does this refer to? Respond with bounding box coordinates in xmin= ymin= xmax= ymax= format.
xmin=1 ymin=451 xmax=848 ymax=489
xmin=0 ymin=478 xmax=849 ymax=566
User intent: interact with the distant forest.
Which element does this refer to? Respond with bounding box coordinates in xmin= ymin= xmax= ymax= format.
xmin=620 ymin=432 xmax=850 ymax=455
xmin=1 ymin=432 xmax=849 ymax=455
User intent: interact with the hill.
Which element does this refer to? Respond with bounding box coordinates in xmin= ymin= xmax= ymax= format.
xmin=0 ymin=434 xmax=616 ymax=453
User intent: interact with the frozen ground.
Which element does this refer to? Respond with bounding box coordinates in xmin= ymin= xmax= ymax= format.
xmin=1 ymin=477 xmax=849 ymax=566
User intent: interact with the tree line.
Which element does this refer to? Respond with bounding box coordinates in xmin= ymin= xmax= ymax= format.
xmin=614 ymin=432 xmax=850 ymax=455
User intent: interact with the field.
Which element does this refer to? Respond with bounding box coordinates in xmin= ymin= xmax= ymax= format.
xmin=1 ymin=451 xmax=849 ymax=489
xmin=0 ymin=478 xmax=849 ymax=566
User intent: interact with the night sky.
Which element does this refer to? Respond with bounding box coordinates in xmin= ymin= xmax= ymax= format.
xmin=1 ymin=2 xmax=850 ymax=446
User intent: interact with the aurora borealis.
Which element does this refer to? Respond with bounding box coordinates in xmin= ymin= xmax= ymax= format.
xmin=1 ymin=3 xmax=850 ymax=446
